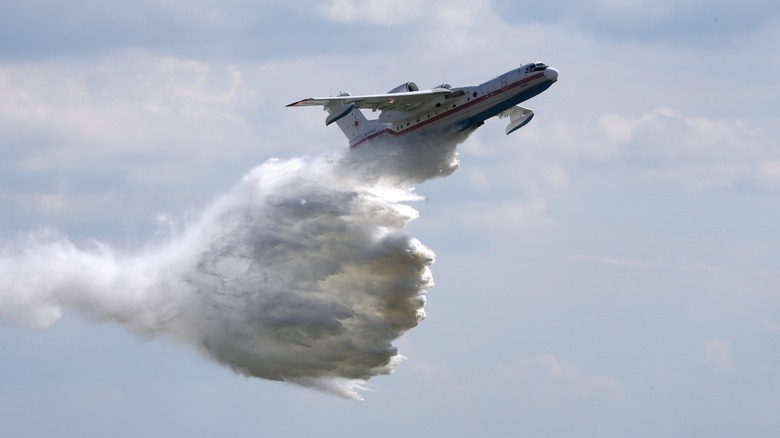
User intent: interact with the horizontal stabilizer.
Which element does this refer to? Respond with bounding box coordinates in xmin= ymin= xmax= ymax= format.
xmin=502 ymin=106 xmax=534 ymax=135
xmin=325 ymin=102 xmax=355 ymax=126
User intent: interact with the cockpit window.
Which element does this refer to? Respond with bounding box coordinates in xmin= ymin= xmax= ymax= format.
xmin=524 ymin=62 xmax=548 ymax=73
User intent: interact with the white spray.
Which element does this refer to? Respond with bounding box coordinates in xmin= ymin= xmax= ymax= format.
xmin=0 ymin=139 xmax=460 ymax=399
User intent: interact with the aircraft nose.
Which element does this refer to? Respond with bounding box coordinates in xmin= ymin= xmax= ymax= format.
xmin=544 ymin=67 xmax=559 ymax=82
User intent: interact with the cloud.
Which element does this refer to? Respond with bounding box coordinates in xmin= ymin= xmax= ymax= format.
xmin=0 ymin=50 xmax=270 ymax=237
xmin=760 ymin=315 xmax=780 ymax=334
xmin=0 ymin=1 xmax=388 ymax=60
xmin=415 ymin=195 xmax=556 ymax=247
xmin=537 ymin=107 xmax=780 ymax=191
xmin=567 ymin=255 xmax=656 ymax=269
xmin=316 ymin=0 xmax=501 ymax=58
xmin=317 ymin=0 xmax=427 ymax=25
xmin=317 ymin=0 xmax=492 ymax=27
xmin=491 ymin=0 xmax=780 ymax=47
xmin=0 ymin=52 xmax=251 ymax=157
xmin=697 ymin=338 xmax=734 ymax=372
xmin=757 ymin=161 xmax=780 ymax=189
xmin=505 ymin=354 xmax=624 ymax=399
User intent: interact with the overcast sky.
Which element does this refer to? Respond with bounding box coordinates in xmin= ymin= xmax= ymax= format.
xmin=2 ymin=1 xmax=780 ymax=436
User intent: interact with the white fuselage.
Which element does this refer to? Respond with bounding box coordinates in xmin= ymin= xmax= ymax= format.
xmin=348 ymin=63 xmax=558 ymax=148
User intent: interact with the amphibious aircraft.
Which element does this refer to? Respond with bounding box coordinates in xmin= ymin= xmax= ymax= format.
xmin=286 ymin=62 xmax=558 ymax=148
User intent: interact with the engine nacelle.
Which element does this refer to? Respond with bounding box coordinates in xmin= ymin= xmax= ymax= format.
xmin=434 ymin=83 xmax=452 ymax=90
xmin=387 ymin=81 xmax=419 ymax=94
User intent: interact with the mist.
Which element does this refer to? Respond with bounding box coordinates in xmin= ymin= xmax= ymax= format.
xmin=0 ymin=139 xmax=459 ymax=400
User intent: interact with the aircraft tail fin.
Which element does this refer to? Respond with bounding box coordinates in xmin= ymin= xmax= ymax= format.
xmin=325 ymin=94 xmax=381 ymax=144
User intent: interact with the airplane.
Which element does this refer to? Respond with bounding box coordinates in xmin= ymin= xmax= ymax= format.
xmin=286 ymin=62 xmax=558 ymax=149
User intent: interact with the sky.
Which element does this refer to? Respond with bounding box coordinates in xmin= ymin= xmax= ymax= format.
xmin=1 ymin=0 xmax=780 ymax=436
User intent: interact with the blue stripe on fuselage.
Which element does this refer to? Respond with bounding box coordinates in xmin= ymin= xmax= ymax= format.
xmin=463 ymin=80 xmax=553 ymax=128
xmin=349 ymin=75 xmax=553 ymax=148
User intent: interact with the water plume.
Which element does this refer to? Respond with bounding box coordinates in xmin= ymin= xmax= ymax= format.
xmin=0 ymin=139 xmax=459 ymax=399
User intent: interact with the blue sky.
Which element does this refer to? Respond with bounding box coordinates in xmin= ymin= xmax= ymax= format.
xmin=1 ymin=0 xmax=780 ymax=436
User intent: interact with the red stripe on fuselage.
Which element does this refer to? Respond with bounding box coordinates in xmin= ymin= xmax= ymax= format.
xmin=349 ymin=72 xmax=545 ymax=148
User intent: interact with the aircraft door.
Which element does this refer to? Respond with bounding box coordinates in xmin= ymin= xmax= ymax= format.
xmin=501 ymin=75 xmax=508 ymax=91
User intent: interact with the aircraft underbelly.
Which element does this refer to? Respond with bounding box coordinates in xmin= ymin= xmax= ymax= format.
xmin=467 ymin=80 xmax=553 ymax=125
xmin=348 ymin=76 xmax=555 ymax=148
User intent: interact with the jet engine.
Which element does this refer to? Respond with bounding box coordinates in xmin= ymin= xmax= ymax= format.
xmin=387 ymin=81 xmax=419 ymax=94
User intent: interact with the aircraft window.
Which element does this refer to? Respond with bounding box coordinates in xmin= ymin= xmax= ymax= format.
xmin=473 ymin=92 xmax=477 ymax=98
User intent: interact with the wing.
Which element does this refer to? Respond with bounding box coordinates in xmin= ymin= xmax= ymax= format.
xmin=286 ymin=88 xmax=453 ymax=113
